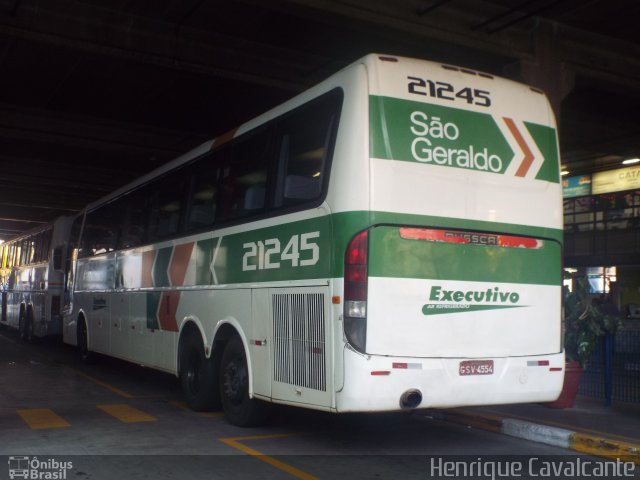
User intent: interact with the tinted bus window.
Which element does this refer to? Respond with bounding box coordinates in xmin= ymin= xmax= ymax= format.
xmin=273 ymin=90 xmax=342 ymax=208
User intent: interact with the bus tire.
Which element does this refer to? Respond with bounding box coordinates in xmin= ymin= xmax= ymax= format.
xmin=24 ymin=313 xmax=35 ymax=343
xmin=220 ymin=335 xmax=268 ymax=427
xmin=18 ymin=308 xmax=30 ymax=342
xmin=77 ymin=318 xmax=95 ymax=364
xmin=179 ymin=329 xmax=219 ymax=411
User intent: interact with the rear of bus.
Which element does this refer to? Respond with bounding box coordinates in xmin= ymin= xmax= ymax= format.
xmin=337 ymin=55 xmax=564 ymax=412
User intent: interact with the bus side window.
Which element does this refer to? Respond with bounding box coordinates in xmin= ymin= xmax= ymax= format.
xmin=188 ymin=178 xmax=218 ymax=229
xmin=42 ymin=229 xmax=52 ymax=263
xmin=185 ymin=149 xmax=227 ymax=232
xmin=273 ymin=89 xmax=342 ymax=208
xmin=29 ymin=236 xmax=37 ymax=264
xmin=83 ymin=203 xmax=121 ymax=256
xmin=20 ymin=239 xmax=29 ymax=266
xmin=147 ymin=172 xmax=188 ymax=242
xmin=234 ymin=129 xmax=270 ymax=216
xmin=8 ymin=245 xmax=15 ymax=268
xmin=217 ymin=128 xmax=270 ymax=222
xmin=15 ymin=243 xmax=22 ymax=267
xmin=119 ymin=190 xmax=149 ymax=249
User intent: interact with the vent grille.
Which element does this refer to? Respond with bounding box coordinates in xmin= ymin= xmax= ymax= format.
xmin=273 ymin=293 xmax=326 ymax=391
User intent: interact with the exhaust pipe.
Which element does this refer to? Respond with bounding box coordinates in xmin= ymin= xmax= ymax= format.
xmin=399 ymin=389 xmax=422 ymax=409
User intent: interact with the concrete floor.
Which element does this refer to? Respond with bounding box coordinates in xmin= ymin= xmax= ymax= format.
xmin=0 ymin=329 xmax=605 ymax=480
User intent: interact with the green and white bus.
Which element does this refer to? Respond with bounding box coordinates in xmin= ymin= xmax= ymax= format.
xmin=62 ymin=54 xmax=564 ymax=426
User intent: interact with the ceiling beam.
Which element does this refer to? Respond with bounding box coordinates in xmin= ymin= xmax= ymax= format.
xmin=0 ymin=0 xmax=324 ymax=92
xmin=266 ymin=0 xmax=534 ymax=59
xmin=277 ymin=0 xmax=640 ymax=89
xmin=0 ymin=103 xmax=197 ymax=157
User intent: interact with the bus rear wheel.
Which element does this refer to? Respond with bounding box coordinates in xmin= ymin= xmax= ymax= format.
xmin=19 ymin=309 xmax=34 ymax=343
xmin=220 ymin=335 xmax=268 ymax=427
xmin=179 ymin=330 xmax=219 ymax=411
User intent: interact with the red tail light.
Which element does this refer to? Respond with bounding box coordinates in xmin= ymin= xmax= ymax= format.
xmin=399 ymin=227 xmax=542 ymax=249
xmin=344 ymin=230 xmax=368 ymax=353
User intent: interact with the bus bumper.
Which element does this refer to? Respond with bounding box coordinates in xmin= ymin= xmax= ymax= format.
xmin=335 ymin=347 xmax=565 ymax=412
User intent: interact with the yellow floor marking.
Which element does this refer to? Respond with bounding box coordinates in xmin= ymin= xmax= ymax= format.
xmin=571 ymin=433 xmax=640 ymax=464
xmin=220 ymin=434 xmax=318 ymax=480
xmin=73 ymin=370 xmax=133 ymax=398
xmin=169 ymin=400 xmax=224 ymax=417
xmin=17 ymin=409 xmax=71 ymax=430
xmin=97 ymin=404 xmax=156 ymax=423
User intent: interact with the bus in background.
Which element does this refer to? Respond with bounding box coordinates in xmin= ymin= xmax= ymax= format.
xmin=63 ymin=54 xmax=564 ymax=426
xmin=1 ymin=216 xmax=73 ymax=341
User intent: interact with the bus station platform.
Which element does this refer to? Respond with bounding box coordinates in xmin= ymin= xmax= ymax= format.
xmin=432 ymin=396 xmax=640 ymax=463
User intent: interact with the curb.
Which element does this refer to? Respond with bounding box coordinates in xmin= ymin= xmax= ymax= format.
xmin=430 ymin=409 xmax=640 ymax=464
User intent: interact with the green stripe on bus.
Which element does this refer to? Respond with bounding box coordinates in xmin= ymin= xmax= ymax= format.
xmin=368 ymin=226 xmax=561 ymax=286
xmin=526 ymin=122 xmax=560 ymax=184
xmin=154 ymin=247 xmax=172 ymax=288
xmin=146 ymin=292 xmax=161 ymax=329
xmin=195 ymin=238 xmax=216 ymax=286
xmin=330 ymin=211 xmax=562 ymax=277
xmin=109 ymin=211 xmax=562 ymax=288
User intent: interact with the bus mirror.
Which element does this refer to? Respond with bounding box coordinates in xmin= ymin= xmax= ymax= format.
xmin=53 ymin=247 xmax=63 ymax=271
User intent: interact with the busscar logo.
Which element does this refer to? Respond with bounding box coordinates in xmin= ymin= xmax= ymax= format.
xmin=8 ymin=456 xmax=73 ymax=480
xmin=422 ymin=285 xmax=527 ymax=315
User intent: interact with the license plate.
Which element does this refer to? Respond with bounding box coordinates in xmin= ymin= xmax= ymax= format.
xmin=459 ymin=360 xmax=494 ymax=376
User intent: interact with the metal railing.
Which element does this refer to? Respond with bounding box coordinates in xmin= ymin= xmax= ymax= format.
xmin=579 ymin=331 xmax=640 ymax=404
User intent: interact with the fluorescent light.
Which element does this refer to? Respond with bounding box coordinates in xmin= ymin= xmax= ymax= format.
xmin=622 ymin=158 xmax=640 ymax=165
xmin=560 ymin=170 xmax=569 ymax=176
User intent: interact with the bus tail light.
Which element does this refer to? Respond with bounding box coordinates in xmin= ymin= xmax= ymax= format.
xmin=344 ymin=230 xmax=368 ymax=353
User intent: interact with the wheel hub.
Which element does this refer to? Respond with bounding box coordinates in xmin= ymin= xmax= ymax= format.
xmin=223 ymin=357 xmax=246 ymax=404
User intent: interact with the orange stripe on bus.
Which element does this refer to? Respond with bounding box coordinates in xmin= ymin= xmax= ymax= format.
xmin=141 ymin=250 xmax=156 ymax=288
xmin=158 ymin=291 xmax=180 ymax=332
xmin=503 ymin=117 xmax=534 ymax=177
xmin=169 ymin=243 xmax=194 ymax=287
xmin=210 ymin=128 xmax=238 ymax=150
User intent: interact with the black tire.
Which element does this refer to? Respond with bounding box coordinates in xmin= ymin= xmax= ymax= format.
xmin=77 ymin=318 xmax=95 ymax=364
xmin=1 ymin=292 xmax=7 ymax=325
xmin=179 ymin=330 xmax=220 ymax=411
xmin=220 ymin=335 xmax=268 ymax=427
xmin=25 ymin=313 xmax=35 ymax=343
xmin=18 ymin=309 xmax=28 ymax=342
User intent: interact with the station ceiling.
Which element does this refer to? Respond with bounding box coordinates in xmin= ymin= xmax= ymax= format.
xmin=1 ymin=0 xmax=639 ymax=239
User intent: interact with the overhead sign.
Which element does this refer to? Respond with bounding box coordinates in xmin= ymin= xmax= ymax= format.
xmin=562 ymin=174 xmax=591 ymax=198
xmin=592 ymin=165 xmax=640 ymax=194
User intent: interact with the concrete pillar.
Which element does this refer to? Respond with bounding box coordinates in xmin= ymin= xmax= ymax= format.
xmin=512 ymin=20 xmax=575 ymax=121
